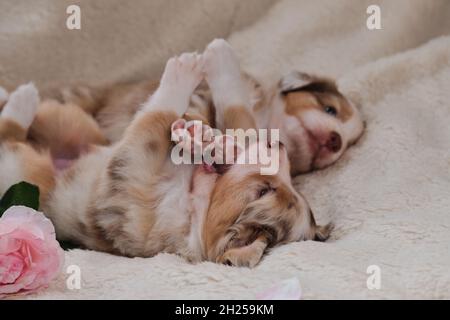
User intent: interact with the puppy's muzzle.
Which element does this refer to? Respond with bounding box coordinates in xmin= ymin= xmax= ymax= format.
xmin=325 ymin=131 xmax=342 ymax=153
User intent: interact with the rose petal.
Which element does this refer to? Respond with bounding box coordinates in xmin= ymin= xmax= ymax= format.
xmin=0 ymin=253 xmax=24 ymax=284
xmin=0 ymin=206 xmax=56 ymax=240
xmin=0 ymin=237 xmax=22 ymax=254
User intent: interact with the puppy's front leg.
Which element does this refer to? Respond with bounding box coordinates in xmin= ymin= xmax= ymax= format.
xmin=204 ymin=39 xmax=256 ymax=131
xmin=143 ymin=53 xmax=204 ymax=117
xmin=88 ymin=54 xmax=204 ymax=256
xmin=117 ymin=53 xmax=204 ymax=172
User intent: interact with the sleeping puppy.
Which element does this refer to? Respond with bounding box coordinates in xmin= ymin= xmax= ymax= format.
xmin=41 ymin=39 xmax=364 ymax=176
xmin=257 ymin=71 xmax=364 ymax=174
xmin=0 ymin=53 xmax=331 ymax=267
xmin=203 ymin=39 xmax=365 ymax=175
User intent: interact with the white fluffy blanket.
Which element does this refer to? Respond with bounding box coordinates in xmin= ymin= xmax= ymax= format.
xmin=2 ymin=0 xmax=450 ymax=299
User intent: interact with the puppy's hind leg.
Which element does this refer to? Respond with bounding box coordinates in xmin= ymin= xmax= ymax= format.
xmin=0 ymin=83 xmax=39 ymax=142
xmin=203 ymin=39 xmax=255 ymax=130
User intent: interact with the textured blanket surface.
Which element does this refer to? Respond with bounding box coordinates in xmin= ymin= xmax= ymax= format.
xmin=1 ymin=0 xmax=450 ymax=299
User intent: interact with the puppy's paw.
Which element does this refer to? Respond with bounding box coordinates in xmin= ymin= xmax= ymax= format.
xmin=161 ymin=53 xmax=204 ymax=93
xmin=218 ymin=245 xmax=264 ymax=268
xmin=204 ymin=39 xmax=240 ymax=85
xmin=171 ymin=118 xmax=213 ymax=155
xmin=217 ymin=237 xmax=267 ymax=268
xmin=1 ymin=83 xmax=39 ymax=129
xmin=147 ymin=53 xmax=204 ymax=115
xmin=203 ymin=39 xmax=248 ymax=108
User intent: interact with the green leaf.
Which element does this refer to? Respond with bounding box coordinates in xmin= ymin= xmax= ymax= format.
xmin=59 ymin=240 xmax=79 ymax=251
xmin=0 ymin=181 xmax=40 ymax=217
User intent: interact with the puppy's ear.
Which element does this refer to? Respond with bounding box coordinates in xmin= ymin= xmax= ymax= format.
xmin=217 ymin=236 xmax=268 ymax=268
xmin=314 ymin=223 xmax=334 ymax=242
xmin=279 ymin=71 xmax=338 ymax=96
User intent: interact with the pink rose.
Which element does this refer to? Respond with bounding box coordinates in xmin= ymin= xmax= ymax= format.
xmin=0 ymin=206 xmax=64 ymax=297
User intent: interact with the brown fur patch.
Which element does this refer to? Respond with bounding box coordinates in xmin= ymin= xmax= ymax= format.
xmin=284 ymin=91 xmax=353 ymax=122
xmin=28 ymin=100 xmax=108 ymax=159
xmin=223 ymin=106 xmax=257 ymax=130
xmin=11 ymin=142 xmax=56 ymax=204
xmin=124 ymin=111 xmax=179 ymax=171
xmin=84 ymin=205 xmax=120 ymax=254
xmin=107 ymin=156 xmax=128 ymax=182
xmin=183 ymin=112 xmax=210 ymax=125
xmin=0 ymin=119 xmax=27 ymax=142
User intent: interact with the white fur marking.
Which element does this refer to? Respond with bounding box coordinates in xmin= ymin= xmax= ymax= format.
xmin=1 ymin=83 xmax=39 ymax=129
xmin=144 ymin=53 xmax=203 ymax=116
xmin=0 ymin=146 xmax=25 ymax=195
xmin=204 ymin=39 xmax=250 ymax=113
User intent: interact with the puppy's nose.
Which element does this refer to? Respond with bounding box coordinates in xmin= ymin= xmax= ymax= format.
xmin=326 ymin=132 xmax=342 ymax=153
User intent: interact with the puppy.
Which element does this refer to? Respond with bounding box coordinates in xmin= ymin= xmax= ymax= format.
xmin=0 ymin=53 xmax=331 ymax=267
xmin=41 ymin=39 xmax=364 ymax=175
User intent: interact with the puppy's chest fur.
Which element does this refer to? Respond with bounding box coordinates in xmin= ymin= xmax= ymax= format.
xmin=185 ymin=166 xmax=218 ymax=260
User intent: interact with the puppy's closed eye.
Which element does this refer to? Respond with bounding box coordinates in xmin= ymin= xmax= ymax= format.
xmin=258 ymin=188 xmax=270 ymax=198
xmin=256 ymin=181 xmax=278 ymax=199
xmin=258 ymin=185 xmax=275 ymax=198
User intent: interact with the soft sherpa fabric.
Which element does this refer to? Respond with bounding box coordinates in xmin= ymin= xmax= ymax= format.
xmin=1 ymin=0 xmax=450 ymax=299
